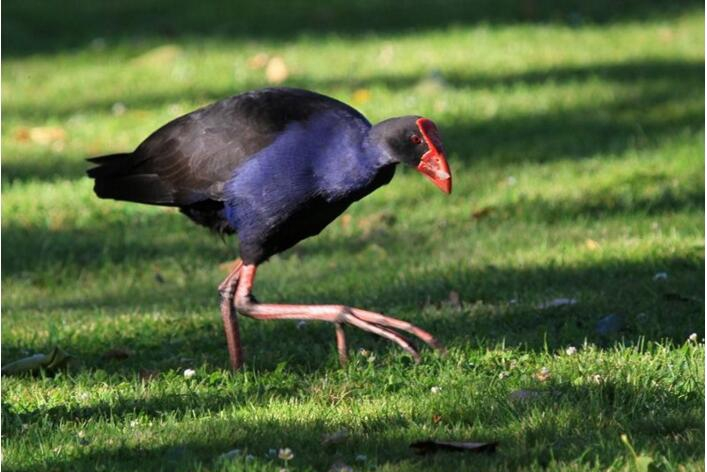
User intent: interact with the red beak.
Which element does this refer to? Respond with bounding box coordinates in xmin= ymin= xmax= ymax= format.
xmin=415 ymin=118 xmax=452 ymax=194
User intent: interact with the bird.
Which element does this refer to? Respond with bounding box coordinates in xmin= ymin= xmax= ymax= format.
xmin=87 ymin=87 xmax=452 ymax=370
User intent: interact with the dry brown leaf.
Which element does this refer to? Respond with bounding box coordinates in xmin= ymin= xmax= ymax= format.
xmin=340 ymin=213 xmax=352 ymax=229
xmin=103 ymin=347 xmax=133 ymax=361
xmin=410 ymin=440 xmax=498 ymax=455
xmin=131 ymin=45 xmax=182 ymax=66
xmin=265 ymin=56 xmax=289 ymax=84
xmin=432 ymin=414 xmax=442 ymax=424
xmin=585 ymin=239 xmax=600 ymax=250
xmin=13 ymin=128 xmax=31 ymax=142
xmin=352 ymin=88 xmax=371 ymax=105
xmin=472 ymin=206 xmax=495 ymax=220
xmin=15 ymin=127 xmax=66 ymax=145
xmin=247 ymin=52 xmax=270 ymax=69
xmin=534 ymin=367 xmax=551 ymax=382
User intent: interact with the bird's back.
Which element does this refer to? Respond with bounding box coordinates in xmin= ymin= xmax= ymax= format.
xmin=86 ymin=88 xmax=369 ymax=234
xmin=87 ymin=88 xmax=368 ymax=206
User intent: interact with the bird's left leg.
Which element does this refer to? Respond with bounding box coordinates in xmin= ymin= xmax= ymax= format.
xmin=218 ymin=259 xmax=244 ymax=370
xmin=234 ymin=264 xmax=444 ymax=366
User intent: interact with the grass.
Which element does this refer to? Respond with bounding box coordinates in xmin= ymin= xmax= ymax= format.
xmin=2 ymin=1 xmax=705 ymax=471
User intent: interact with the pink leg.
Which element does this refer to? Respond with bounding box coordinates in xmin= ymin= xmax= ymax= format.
xmin=231 ymin=264 xmax=444 ymax=367
xmin=335 ymin=324 xmax=347 ymax=365
xmin=218 ymin=259 xmax=244 ymax=370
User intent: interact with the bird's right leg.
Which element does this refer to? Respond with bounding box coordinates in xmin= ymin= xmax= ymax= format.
xmin=234 ymin=264 xmax=444 ymax=365
xmin=218 ymin=259 xmax=244 ymax=370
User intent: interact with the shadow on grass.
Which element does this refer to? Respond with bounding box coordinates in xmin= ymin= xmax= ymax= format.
xmin=3 ymin=58 xmax=704 ymax=185
xmin=2 ymin=249 xmax=703 ymax=375
xmin=2 ymin=379 xmax=703 ymax=471
xmin=3 ymin=160 xmax=703 ymax=365
xmin=4 ymin=0 xmax=701 ymax=57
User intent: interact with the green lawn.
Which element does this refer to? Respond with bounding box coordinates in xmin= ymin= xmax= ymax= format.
xmin=2 ymin=2 xmax=705 ymax=471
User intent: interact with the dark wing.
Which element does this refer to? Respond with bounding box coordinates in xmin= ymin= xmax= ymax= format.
xmin=87 ymin=88 xmax=366 ymax=206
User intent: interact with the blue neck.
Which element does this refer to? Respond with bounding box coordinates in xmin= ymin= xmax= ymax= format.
xmin=315 ymin=117 xmax=397 ymax=200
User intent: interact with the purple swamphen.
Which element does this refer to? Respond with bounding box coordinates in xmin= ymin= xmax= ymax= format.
xmin=87 ymin=87 xmax=452 ymax=370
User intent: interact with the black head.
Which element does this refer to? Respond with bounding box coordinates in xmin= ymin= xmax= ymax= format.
xmin=370 ymin=115 xmax=452 ymax=193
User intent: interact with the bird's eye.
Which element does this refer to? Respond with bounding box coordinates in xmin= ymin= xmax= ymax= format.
xmin=409 ymin=134 xmax=422 ymax=145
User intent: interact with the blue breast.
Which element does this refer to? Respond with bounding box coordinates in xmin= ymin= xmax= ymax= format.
xmin=223 ymin=109 xmax=394 ymax=262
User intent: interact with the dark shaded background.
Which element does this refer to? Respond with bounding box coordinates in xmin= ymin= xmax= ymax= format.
xmin=3 ymin=0 xmax=701 ymax=56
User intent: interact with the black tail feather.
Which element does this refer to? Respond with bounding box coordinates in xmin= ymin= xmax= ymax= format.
xmin=86 ymin=153 xmax=134 ymax=178
xmin=86 ymin=153 xmax=176 ymax=205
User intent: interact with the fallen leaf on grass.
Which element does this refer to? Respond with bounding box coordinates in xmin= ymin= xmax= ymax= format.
xmin=410 ymin=440 xmax=498 ymax=455
xmin=265 ymin=56 xmax=289 ymax=84
xmin=14 ymin=126 xmax=66 ymax=145
xmin=103 ymin=347 xmax=134 ymax=361
xmin=534 ymin=367 xmax=551 ymax=382
xmin=352 ymin=88 xmax=371 ymax=105
xmin=471 ymin=206 xmax=495 ymax=220
xmin=1 ymin=346 xmax=72 ymax=375
xmin=131 ymin=45 xmax=182 ymax=66
xmin=585 ymin=239 xmax=601 ymax=250
xmin=340 ymin=213 xmax=352 ymax=229
xmin=247 ymin=52 xmax=270 ymax=69
xmin=432 ymin=414 xmax=442 ymax=424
